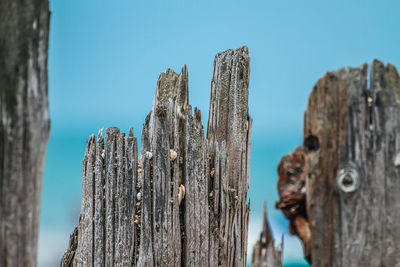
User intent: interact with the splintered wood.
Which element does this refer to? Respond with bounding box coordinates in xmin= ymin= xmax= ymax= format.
xmin=61 ymin=46 xmax=252 ymax=267
xmin=275 ymin=60 xmax=400 ymax=267
xmin=251 ymin=204 xmax=282 ymax=267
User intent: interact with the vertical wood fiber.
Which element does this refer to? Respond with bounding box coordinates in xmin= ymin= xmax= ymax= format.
xmin=0 ymin=1 xmax=50 ymax=266
xmin=251 ymin=204 xmax=282 ymax=267
xmin=274 ymin=60 xmax=400 ymax=267
xmin=61 ymin=46 xmax=252 ymax=267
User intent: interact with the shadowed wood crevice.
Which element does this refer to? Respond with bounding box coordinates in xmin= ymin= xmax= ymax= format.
xmin=61 ymin=46 xmax=252 ymax=267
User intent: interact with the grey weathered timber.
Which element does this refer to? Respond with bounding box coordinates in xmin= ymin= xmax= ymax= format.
xmin=207 ymin=46 xmax=252 ymax=267
xmin=61 ymin=46 xmax=252 ymax=267
xmin=61 ymin=128 xmax=138 ymax=267
xmin=275 ymin=60 xmax=400 ymax=266
xmin=0 ymin=1 xmax=50 ymax=267
xmin=251 ymin=204 xmax=282 ymax=267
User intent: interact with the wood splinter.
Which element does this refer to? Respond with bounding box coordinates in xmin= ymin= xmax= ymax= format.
xmin=178 ymin=184 xmax=185 ymax=205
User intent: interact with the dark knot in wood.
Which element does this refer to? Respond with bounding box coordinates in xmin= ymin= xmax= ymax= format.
xmin=337 ymin=165 xmax=359 ymax=193
xmin=304 ymin=134 xmax=319 ymax=152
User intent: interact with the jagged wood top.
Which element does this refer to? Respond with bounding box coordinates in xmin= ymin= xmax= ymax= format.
xmin=61 ymin=46 xmax=252 ymax=267
xmin=251 ymin=204 xmax=282 ymax=267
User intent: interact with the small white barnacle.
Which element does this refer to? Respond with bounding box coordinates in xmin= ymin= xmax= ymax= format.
xmin=170 ymin=149 xmax=178 ymax=162
xmin=178 ymin=184 xmax=185 ymax=205
xmin=145 ymin=151 xmax=153 ymax=160
xmin=368 ymin=96 xmax=373 ymax=106
xmin=134 ymin=215 xmax=141 ymax=226
xmin=101 ymin=149 xmax=105 ymax=159
xmin=136 ymin=192 xmax=142 ymax=201
xmin=210 ymin=168 xmax=215 ymax=178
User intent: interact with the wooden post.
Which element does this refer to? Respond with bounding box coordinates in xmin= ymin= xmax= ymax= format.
xmin=274 ymin=60 xmax=400 ymax=266
xmin=251 ymin=204 xmax=282 ymax=267
xmin=0 ymin=1 xmax=50 ymax=267
xmin=61 ymin=46 xmax=252 ymax=267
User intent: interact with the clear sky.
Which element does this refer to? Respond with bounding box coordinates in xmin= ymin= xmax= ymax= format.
xmin=39 ymin=1 xmax=400 ymax=266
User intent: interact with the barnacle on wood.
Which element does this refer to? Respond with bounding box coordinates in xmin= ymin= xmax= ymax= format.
xmin=275 ymin=146 xmax=311 ymax=262
xmin=210 ymin=168 xmax=215 ymax=178
xmin=134 ymin=215 xmax=141 ymax=227
xmin=170 ymin=149 xmax=177 ymax=162
xmin=145 ymin=151 xmax=153 ymax=160
xmin=178 ymin=184 xmax=185 ymax=205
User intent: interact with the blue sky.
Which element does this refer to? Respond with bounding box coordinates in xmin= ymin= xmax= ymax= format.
xmin=39 ymin=1 xmax=400 ymax=266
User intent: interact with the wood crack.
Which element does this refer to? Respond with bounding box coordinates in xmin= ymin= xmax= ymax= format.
xmin=60 ymin=46 xmax=251 ymax=267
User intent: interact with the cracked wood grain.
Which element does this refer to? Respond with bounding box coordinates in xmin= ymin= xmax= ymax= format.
xmin=61 ymin=46 xmax=252 ymax=267
xmin=207 ymin=46 xmax=252 ymax=267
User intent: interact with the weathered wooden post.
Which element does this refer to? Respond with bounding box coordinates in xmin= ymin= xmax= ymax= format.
xmin=251 ymin=204 xmax=282 ymax=267
xmin=0 ymin=1 xmax=50 ymax=266
xmin=61 ymin=46 xmax=252 ymax=267
xmin=273 ymin=60 xmax=400 ymax=266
